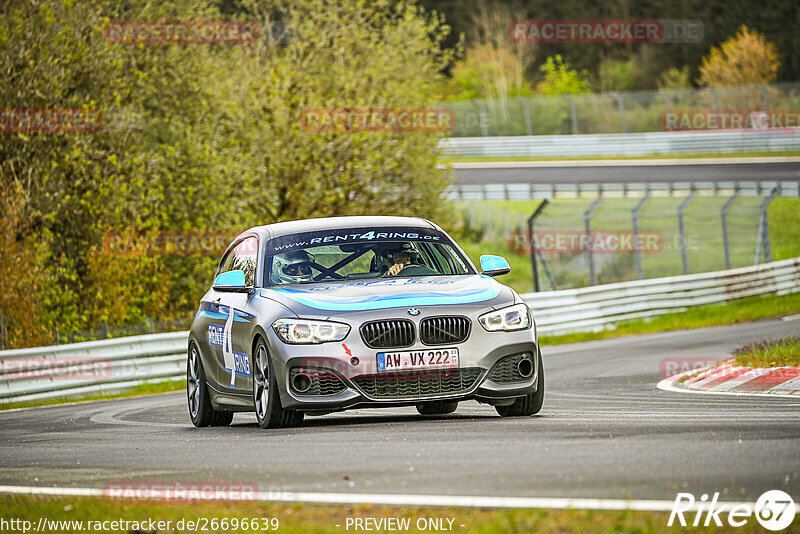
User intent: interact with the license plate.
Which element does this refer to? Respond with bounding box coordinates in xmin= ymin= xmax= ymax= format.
xmin=376 ymin=348 xmax=459 ymax=372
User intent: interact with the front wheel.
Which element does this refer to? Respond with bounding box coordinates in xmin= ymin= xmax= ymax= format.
xmin=496 ymin=352 xmax=544 ymax=417
xmin=253 ymin=338 xmax=304 ymax=429
xmin=188 ymin=342 xmax=233 ymax=427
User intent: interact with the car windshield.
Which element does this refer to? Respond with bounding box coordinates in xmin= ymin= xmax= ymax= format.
xmin=265 ymin=227 xmax=473 ymax=286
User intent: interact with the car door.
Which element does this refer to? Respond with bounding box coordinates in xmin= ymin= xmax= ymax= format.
xmin=207 ymin=236 xmax=259 ymax=393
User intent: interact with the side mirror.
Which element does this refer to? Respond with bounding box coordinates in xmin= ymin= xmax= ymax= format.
xmin=213 ymin=270 xmax=250 ymax=292
xmin=479 ymin=255 xmax=511 ymax=277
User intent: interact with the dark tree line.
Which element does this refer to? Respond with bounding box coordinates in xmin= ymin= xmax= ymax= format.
xmin=422 ymin=0 xmax=800 ymax=85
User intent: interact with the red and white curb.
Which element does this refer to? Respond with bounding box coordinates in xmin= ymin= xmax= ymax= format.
xmin=658 ymin=359 xmax=800 ymax=397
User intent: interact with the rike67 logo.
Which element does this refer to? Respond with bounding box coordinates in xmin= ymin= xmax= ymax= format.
xmin=669 ymin=490 xmax=796 ymax=530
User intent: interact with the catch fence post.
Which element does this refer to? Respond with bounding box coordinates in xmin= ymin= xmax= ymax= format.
xmin=757 ymin=83 xmax=769 ymax=112
xmin=659 ymin=89 xmax=672 ymax=131
xmin=632 ymin=192 xmax=651 ymax=280
xmin=562 ymin=95 xmax=578 ymax=134
xmin=585 ymin=196 xmax=604 ymax=285
xmin=612 ymin=92 xmax=627 ymax=133
xmin=518 ymin=97 xmax=533 ymax=135
xmin=527 ymin=199 xmax=550 ymax=292
xmin=678 ymin=191 xmax=696 ymax=275
xmin=721 ymin=188 xmax=740 ymax=269
xmin=476 ymin=100 xmax=489 ymax=137
xmin=755 ymin=187 xmax=778 ymax=264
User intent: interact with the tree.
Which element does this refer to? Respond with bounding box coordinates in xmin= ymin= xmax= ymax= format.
xmin=658 ymin=66 xmax=692 ymax=90
xmin=536 ymin=55 xmax=591 ymax=95
xmin=229 ymin=0 xmax=457 ymax=224
xmin=0 ymin=180 xmax=52 ymax=348
xmin=444 ymin=0 xmax=534 ymax=101
xmin=698 ymin=25 xmax=780 ymax=86
xmin=0 ymin=0 xmax=459 ymax=346
xmin=597 ymin=60 xmax=640 ymax=92
xmin=449 ymin=44 xmax=531 ymax=100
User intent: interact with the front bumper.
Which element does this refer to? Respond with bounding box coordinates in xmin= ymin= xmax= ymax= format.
xmin=265 ymin=319 xmax=539 ymax=411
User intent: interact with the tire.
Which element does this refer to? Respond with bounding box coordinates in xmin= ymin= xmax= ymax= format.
xmin=187 ymin=341 xmax=233 ymax=427
xmin=416 ymin=400 xmax=458 ymax=415
xmin=496 ymin=351 xmax=544 ymax=417
xmin=252 ymin=338 xmax=304 ymax=429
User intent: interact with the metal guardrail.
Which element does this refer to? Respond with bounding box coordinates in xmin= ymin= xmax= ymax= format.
xmin=1 ymin=257 xmax=798 ymax=403
xmin=446 ymin=180 xmax=800 ymax=201
xmin=523 ymin=257 xmax=800 ymax=336
xmin=439 ymin=130 xmax=800 ymax=158
xmin=0 ymin=332 xmax=187 ymax=403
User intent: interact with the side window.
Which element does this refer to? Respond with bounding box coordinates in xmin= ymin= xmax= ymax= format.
xmin=420 ymin=243 xmax=469 ymax=275
xmin=217 ymin=251 xmax=236 ymax=275
xmin=423 ymin=244 xmax=452 ymax=274
xmin=442 ymin=244 xmax=469 ymax=274
xmin=218 ymin=237 xmax=259 ymax=287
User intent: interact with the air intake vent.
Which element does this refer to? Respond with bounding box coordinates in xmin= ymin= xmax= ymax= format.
xmin=488 ymin=353 xmax=535 ymax=384
xmin=352 ymin=368 xmax=483 ymax=398
xmin=420 ymin=316 xmax=471 ymax=345
xmin=360 ymin=320 xmax=415 ymax=349
xmin=289 ymin=368 xmax=347 ymax=396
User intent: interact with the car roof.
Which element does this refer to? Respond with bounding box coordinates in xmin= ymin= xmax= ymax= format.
xmin=243 ymin=216 xmax=440 ymax=240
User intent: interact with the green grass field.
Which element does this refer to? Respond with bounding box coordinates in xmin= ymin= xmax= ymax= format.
xmin=0 ymin=495 xmax=776 ymax=533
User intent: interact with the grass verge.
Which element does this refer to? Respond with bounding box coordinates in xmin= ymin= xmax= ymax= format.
xmin=0 ymin=495 xmax=769 ymax=533
xmin=539 ymin=292 xmax=800 ymax=346
xmin=0 ymin=379 xmax=184 ymax=411
xmin=732 ymin=337 xmax=800 ymax=368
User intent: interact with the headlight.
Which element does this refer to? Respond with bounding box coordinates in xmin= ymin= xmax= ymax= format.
xmin=272 ymin=318 xmax=350 ymax=344
xmin=479 ymin=303 xmax=531 ymax=332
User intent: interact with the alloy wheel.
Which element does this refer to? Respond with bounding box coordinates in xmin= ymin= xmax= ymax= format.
xmin=187 ymin=345 xmax=201 ymax=418
xmin=254 ymin=344 xmax=270 ymax=420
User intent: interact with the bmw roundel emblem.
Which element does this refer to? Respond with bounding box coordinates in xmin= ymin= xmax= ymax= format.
xmin=407 ymin=308 xmax=420 ymax=316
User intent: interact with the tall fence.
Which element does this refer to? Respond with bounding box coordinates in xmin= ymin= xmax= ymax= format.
xmin=439 ymin=82 xmax=800 ymax=137
xmin=459 ymin=182 xmax=796 ymax=290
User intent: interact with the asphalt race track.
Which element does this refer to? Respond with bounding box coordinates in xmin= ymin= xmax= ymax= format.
xmin=452 ymin=158 xmax=800 ymax=185
xmin=1 ymin=317 xmax=798 ymax=503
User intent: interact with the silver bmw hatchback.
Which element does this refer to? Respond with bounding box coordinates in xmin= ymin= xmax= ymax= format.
xmin=187 ymin=216 xmax=543 ymax=429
